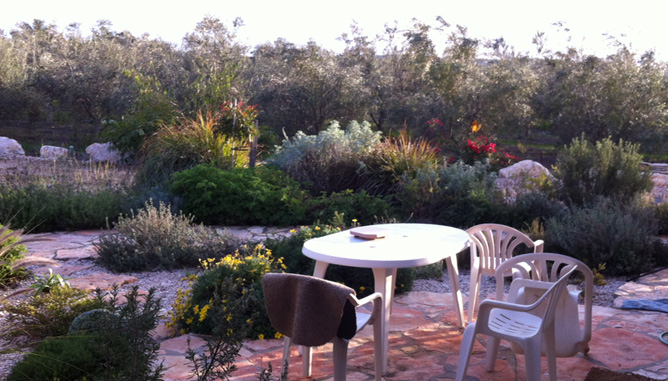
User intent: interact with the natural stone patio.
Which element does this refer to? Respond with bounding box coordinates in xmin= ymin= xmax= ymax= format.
xmin=12 ymin=229 xmax=668 ymax=380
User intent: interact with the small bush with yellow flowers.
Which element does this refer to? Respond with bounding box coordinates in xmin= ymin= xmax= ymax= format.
xmin=168 ymin=243 xmax=286 ymax=340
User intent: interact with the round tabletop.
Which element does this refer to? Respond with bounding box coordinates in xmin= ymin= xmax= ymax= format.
xmin=302 ymin=223 xmax=470 ymax=269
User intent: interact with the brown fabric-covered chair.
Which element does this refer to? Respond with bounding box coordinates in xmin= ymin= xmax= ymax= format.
xmin=263 ymin=273 xmax=383 ymax=381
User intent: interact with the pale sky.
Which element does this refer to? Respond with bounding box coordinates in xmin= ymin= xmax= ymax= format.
xmin=2 ymin=0 xmax=667 ymax=60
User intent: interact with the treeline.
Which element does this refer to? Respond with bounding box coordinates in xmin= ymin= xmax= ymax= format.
xmin=1 ymin=17 xmax=667 ymax=154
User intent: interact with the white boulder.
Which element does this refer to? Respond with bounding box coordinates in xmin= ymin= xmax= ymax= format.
xmin=86 ymin=142 xmax=122 ymax=163
xmin=40 ymin=145 xmax=70 ymax=159
xmin=0 ymin=137 xmax=25 ymax=156
xmin=499 ymin=159 xmax=552 ymax=179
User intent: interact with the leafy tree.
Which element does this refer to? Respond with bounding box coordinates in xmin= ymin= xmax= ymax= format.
xmin=427 ymin=22 xmax=485 ymax=149
xmin=248 ymin=39 xmax=366 ymax=136
xmin=181 ymin=16 xmax=249 ymax=113
xmin=479 ymin=39 xmax=540 ymax=138
xmin=534 ymin=44 xmax=668 ymax=151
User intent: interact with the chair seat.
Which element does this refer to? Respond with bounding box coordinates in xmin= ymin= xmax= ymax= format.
xmin=356 ymin=311 xmax=373 ymax=331
xmin=488 ymin=309 xmax=542 ymax=339
xmin=498 ymin=253 xmax=593 ymax=358
xmin=455 ymin=264 xmax=577 ymax=381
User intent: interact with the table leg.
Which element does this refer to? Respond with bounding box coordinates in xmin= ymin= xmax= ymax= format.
xmin=389 ymin=268 xmax=397 ymax=315
xmin=313 ymin=261 xmax=329 ymax=279
xmin=372 ymin=267 xmax=393 ymax=373
xmin=444 ymin=254 xmax=465 ymax=327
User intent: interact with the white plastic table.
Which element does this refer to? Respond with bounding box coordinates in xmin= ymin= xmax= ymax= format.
xmin=302 ymin=223 xmax=470 ymax=372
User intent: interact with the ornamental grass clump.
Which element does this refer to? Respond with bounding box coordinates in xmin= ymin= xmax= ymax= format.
xmin=135 ymin=110 xmax=249 ymax=187
xmin=0 ymin=224 xmax=30 ymax=288
xmin=95 ymin=199 xmax=248 ymax=272
xmin=362 ymin=128 xmax=441 ymax=196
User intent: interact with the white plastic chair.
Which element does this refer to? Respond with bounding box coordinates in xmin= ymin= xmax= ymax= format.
xmin=262 ymin=273 xmax=383 ymax=381
xmin=455 ymin=265 xmax=576 ymax=381
xmin=491 ymin=253 xmax=593 ymax=357
xmin=466 ymin=223 xmax=544 ymax=323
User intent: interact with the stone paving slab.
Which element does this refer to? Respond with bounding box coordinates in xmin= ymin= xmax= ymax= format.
xmin=68 ymin=272 xmax=138 ymax=292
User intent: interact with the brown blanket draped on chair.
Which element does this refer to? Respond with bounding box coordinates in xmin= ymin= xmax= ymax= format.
xmin=263 ymin=273 xmax=357 ymax=347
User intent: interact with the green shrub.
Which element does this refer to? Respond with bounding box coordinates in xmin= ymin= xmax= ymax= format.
xmin=395 ymin=161 xmax=501 ymax=227
xmin=101 ymin=70 xmax=177 ymax=158
xmin=304 ymin=190 xmax=393 ymax=227
xmin=135 ymin=111 xmax=248 ymax=187
xmin=0 ymin=181 xmax=129 ymax=233
xmin=170 ymin=165 xmax=307 ymax=226
xmin=168 ymin=244 xmax=284 ymax=340
xmin=553 ymin=135 xmax=653 ymax=206
xmin=499 ymin=190 xmax=565 ymax=231
xmin=96 ymin=200 xmax=247 ymax=272
xmin=268 ymin=120 xmax=382 ymax=194
xmin=545 ymin=197 xmax=659 ymax=275
xmin=654 ymin=202 xmax=668 ymax=236
xmin=8 ymin=286 xmax=164 ymax=381
xmin=0 ymin=224 xmax=29 ymax=288
xmin=1 ymin=286 xmax=105 ymax=344
xmin=263 ymin=223 xmax=415 ymax=298
xmin=8 ymin=335 xmax=105 ymax=380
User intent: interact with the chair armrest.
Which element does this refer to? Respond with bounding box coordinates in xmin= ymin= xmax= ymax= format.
xmin=352 ymin=292 xmax=383 ymax=308
xmin=478 ymin=298 xmax=538 ymax=314
xmin=350 ymin=292 xmax=383 ymax=325
xmin=508 ymin=278 xmax=552 ymax=300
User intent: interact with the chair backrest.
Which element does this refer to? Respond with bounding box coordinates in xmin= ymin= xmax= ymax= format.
xmin=536 ymin=266 xmax=577 ymax=331
xmin=262 ymin=273 xmax=357 ymax=347
xmin=495 ymin=253 xmax=593 ymax=356
xmin=513 ymin=265 xmax=577 ymax=331
xmin=467 ymin=223 xmax=543 ymax=273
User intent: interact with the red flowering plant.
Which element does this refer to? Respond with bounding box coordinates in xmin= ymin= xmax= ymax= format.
xmin=460 ymin=120 xmax=520 ymax=171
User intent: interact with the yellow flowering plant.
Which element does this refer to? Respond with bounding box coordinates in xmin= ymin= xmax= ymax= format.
xmin=168 ymin=244 xmax=286 ymax=340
